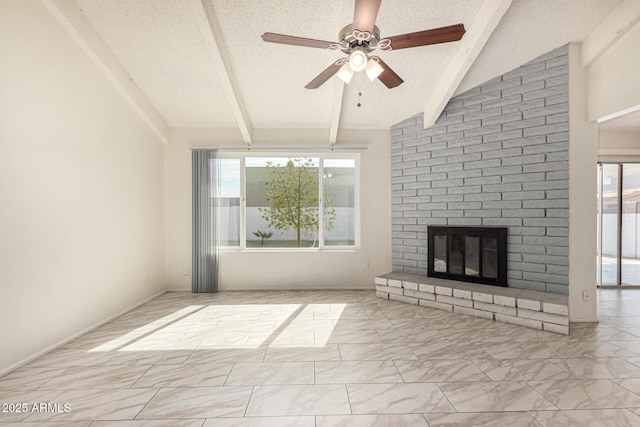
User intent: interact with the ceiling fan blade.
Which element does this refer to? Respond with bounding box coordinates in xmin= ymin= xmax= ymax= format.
xmin=374 ymin=57 xmax=403 ymax=89
xmin=305 ymin=61 xmax=343 ymax=89
xmin=261 ymin=32 xmax=335 ymax=49
xmin=387 ymin=24 xmax=465 ymax=50
xmin=353 ymin=0 xmax=382 ymax=33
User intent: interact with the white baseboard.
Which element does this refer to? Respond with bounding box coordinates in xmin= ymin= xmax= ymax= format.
xmin=219 ymin=286 xmax=374 ymax=291
xmin=0 ymin=290 xmax=166 ymax=378
xmin=166 ymin=286 xmax=374 ymax=292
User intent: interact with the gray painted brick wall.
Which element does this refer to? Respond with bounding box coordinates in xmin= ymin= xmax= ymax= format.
xmin=390 ymin=45 xmax=569 ymax=294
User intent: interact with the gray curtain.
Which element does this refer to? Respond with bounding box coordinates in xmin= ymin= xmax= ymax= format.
xmin=192 ymin=149 xmax=219 ymax=293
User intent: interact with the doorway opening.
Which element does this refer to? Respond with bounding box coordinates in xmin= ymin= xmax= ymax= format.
xmin=597 ymin=163 xmax=640 ymax=286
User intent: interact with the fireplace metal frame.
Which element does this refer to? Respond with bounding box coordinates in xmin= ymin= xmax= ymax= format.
xmin=427 ymin=226 xmax=508 ymax=287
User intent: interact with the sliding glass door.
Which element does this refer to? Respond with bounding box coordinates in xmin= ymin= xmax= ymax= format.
xmin=597 ymin=163 xmax=640 ymax=286
xmin=622 ymin=165 xmax=640 ymax=284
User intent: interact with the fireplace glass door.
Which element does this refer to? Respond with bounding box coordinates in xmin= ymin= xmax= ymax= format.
xmin=466 ymin=237 xmax=480 ymax=277
xmin=428 ymin=226 xmax=507 ymax=286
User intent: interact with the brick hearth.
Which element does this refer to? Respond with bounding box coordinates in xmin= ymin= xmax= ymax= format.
xmin=376 ymin=272 xmax=569 ymax=335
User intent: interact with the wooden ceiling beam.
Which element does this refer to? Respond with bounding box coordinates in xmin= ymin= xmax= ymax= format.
xmin=328 ymin=0 xmax=356 ymax=145
xmin=582 ymin=0 xmax=640 ymax=67
xmin=42 ymin=0 xmax=170 ymax=143
xmin=190 ymin=0 xmax=253 ymax=145
xmin=423 ymin=0 xmax=513 ymax=128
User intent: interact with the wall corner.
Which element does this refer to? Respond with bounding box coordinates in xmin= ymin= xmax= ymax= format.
xmin=568 ymin=42 xmax=599 ymax=322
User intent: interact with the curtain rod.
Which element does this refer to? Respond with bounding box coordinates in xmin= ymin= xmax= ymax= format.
xmin=190 ymin=146 xmax=368 ymax=151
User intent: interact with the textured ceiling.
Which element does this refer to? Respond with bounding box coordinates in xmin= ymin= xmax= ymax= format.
xmin=457 ymin=0 xmax=622 ymax=95
xmin=71 ymin=0 xmax=622 ymax=135
xmin=75 ymin=0 xmax=237 ymax=127
xmin=210 ymin=0 xmax=342 ymax=129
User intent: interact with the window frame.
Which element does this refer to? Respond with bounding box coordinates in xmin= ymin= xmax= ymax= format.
xmin=215 ymin=151 xmax=361 ymax=252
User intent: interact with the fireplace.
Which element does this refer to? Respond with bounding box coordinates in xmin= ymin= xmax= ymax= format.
xmin=427 ymin=226 xmax=507 ymax=287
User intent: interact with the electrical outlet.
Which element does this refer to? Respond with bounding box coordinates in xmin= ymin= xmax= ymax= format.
xmin=582 ymin=290 xmax=592 ymax=302
xmin=142 ymin=269 xmax=149 ymax=281
xmin=362 ymin=260 xmax=369 ymax=270
xmin=183 ymin=268 xmax=190 ymax=276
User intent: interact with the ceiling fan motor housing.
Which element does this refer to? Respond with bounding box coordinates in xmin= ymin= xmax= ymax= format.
xmin=338 ymin=24 xmax=382 ymax=54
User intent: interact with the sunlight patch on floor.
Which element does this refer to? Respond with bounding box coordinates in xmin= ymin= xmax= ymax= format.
xmin=89 ymin=303 xmax=346 ymax=352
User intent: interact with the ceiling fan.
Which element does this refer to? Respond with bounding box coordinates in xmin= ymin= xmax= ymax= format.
xmin=261 ymin=0 xmax=465 ymax=89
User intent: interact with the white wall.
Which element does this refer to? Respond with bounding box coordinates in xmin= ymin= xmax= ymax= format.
xmin=587 ymin=20 xmax=640 ymax=122
xmin=0 ymin=0 xmax=166 ymax=374
xmin=569 ymin=17 xmax=640 ymax=322
xmin=600 ymin=131 xmax=640 ymax=150
xmin=165 ymin=128 xmax=392 ymax=290
xmin=569 ymin=43 xmax=599 ymax=322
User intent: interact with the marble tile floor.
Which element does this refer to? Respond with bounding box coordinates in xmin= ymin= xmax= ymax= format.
xmin=2 ymin=289 xmax=640 ymax=426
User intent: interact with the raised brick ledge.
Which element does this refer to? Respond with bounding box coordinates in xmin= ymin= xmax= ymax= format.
xmin=375 ymin=272 xmax=569 ymax=335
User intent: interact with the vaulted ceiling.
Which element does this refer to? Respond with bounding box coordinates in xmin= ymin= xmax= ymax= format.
xmin=55 ymin=0 xmax=623 ymax=143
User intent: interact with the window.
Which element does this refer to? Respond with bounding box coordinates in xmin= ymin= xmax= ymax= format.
xmin=323 ymin=158 xmax=356 ymax=246
xmin=213 ymin=158 xmax=241 ymax=247
xmin=214 ymin=153 xmax=359 ymax=250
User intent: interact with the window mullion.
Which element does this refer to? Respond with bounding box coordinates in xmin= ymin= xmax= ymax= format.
xmin=240 ymin=156 xmax=246 ymax=250
xmin=355 ymin=156 xmax=361 ymax=248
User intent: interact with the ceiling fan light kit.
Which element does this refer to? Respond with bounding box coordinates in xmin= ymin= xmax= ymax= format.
xmin=261 ymin=0 xmax=466 ymax=89
xmin=348 ymin=46 xmax=368 ymax=72
xmin=365 ymin=57 xmax=384 ymax=81
xmin=337 ymin=63 xmax=355 ymax=84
